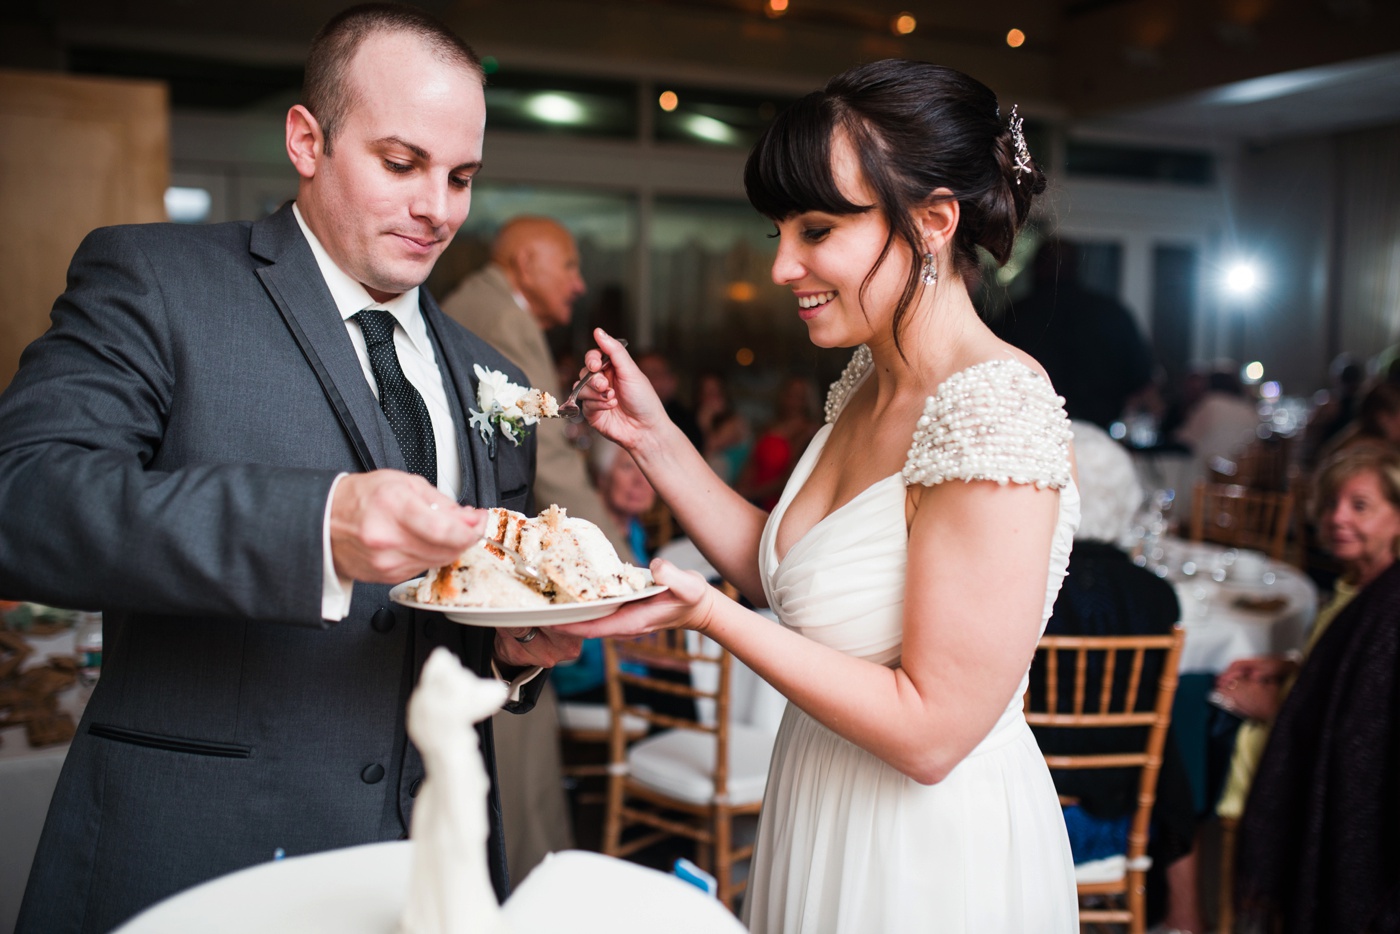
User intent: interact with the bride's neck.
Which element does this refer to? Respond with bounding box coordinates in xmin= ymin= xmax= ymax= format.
xmin=863 ymin=288 xmax=987 ymax=406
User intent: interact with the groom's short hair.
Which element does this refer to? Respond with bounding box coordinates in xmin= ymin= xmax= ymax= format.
xmin=302 ymin=3 xmax=483 ymax=154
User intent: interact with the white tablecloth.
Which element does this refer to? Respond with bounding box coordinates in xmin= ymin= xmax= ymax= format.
xmin=1157 ymin=538 xmax=1318 ymax=673
xmin=0 ymin=627 xmax=86 ymax=934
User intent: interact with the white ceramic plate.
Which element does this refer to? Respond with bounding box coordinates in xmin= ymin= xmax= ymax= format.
xmin=388 ymin=578 xmax=667 ymax=627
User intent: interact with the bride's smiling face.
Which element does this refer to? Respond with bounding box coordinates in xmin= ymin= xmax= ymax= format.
xmin=769 ymin=133 xmax=917 ymax=349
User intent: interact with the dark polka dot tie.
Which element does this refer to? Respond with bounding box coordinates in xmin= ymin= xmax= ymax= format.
xmin=353 ymin=309 xmax=437 ymax=488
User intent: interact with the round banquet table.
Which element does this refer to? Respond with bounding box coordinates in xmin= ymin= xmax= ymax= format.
xmin=1156 ymin=537 xmax=1318 ymax=674
xmin=1150 ymin=537 xmax=1319 ymax=811
xmin=113 ymin=841 xmax=747 ymax=934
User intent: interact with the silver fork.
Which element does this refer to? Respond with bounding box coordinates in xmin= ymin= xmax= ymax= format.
xmin=486 ymin=540 xmax=551 ymax=590
xmin=555 ymin=339 xmax=627 ymax=419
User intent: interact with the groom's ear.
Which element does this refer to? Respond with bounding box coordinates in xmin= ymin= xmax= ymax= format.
xmin=285 ymin=104 xmax=326 ymax=180
xmin=915 ymin=187 xmax=960 ymax=255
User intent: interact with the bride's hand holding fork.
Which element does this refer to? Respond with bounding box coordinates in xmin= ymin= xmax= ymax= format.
xmin=574 ymin=328 xmax=674 ymax=452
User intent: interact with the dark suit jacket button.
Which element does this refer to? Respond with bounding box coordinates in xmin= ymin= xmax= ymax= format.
xmin=361 ymin=763 xmax=385 ymax=784
xmin=409 ymin=778 xmax=423 ymax=798
xmin=371 ymin=608 xmax=396 ymax=633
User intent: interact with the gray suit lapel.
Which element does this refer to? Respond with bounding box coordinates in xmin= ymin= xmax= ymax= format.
xmin=249 ymin=204 xmax=400 ymax=475
xmin=421 ymin=292 xmax=495 ymax=508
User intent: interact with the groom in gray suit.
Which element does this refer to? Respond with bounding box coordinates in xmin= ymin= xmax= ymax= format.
xmin=0 ymin=6 xmax=580 ymax=932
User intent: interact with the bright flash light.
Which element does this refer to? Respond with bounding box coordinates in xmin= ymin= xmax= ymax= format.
xmin=1243 ymin=361 xmax=1265 ymax=383
xmin=526 ymin=93 xmax=586 ymax=125
xmin=1223 ymin=261 xmax=1261 ymax=296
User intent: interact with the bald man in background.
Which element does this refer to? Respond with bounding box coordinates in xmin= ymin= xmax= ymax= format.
xmin=440 ymin=216 xmax=618 ymax=879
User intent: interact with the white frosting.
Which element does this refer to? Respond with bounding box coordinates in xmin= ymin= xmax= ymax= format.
xmin=113 ymin=654 xmax=744 ymax=934
xmin=420 ymin=506 xmax=648 ymax=608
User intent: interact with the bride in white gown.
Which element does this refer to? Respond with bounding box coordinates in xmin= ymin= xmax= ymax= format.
xmin=561 ymin=60 xmax=1079 ymax=933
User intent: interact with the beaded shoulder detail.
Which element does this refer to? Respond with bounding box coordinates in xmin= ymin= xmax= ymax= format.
xmin=823 ymin=345 xmax=873 ymax=424
xmin=902 ymin=359 xmax=1073 ymax=490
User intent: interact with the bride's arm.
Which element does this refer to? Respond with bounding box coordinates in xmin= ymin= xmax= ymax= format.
xmin=566 ymin=478 xmax=1059 ymax=784
xmin=578 ymin=329 xmax=775 ymax=602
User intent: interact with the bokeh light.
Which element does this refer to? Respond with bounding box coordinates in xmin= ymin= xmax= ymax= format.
xmin=736 ymin=348 xmax=755 ymax=366
xmin=658 ymin=90 xmax=679 ymax=112
xmin=526 ymin=93 xmax=586 ymax=125
xmin=1006 ymin=28 xmax=1026 ymax=48
xmin=1243 ymin=361 xmax=1265 ymax=383
xmin=765 ymin=0 xmax=788 ymax=18
xmin=1223 ymin=260 xmax=1262 ymax=297
xmin=893 ymin=13 xmax=917 ymax=35
xmin=725 ymin=281 xmax=756 ymax=302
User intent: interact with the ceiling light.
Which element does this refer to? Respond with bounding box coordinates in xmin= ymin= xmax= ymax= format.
xmin=685 ymin=113 xmax=738 ymax=144
xmin=526 ymin=93 xmax=586 ymax=125
xmin=1223 ymin=260 xmax=1261 ymax=297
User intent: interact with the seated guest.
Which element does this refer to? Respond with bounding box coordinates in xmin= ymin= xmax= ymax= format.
xmin=1031 ymin=421 xmax=1203 ymax=934
xmin=1314 ymin=379 xmax=1400 ymax=464
xmin=636 ymin=351 xmax=702 ymax=451
xmin=695 ymin=372 xmax=752 ymax=487
xmin=1233 ymin=445 xmax=1400 ymax=932
xmin=1216 ymin=445 xmax=1400 ymax=811
xmin=1174 ymin=365 xmax=1258 ymax=501
xmin=736 ymin=375 xmax=821 ymax=511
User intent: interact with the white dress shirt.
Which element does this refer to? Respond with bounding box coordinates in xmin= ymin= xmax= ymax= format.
xmin=294 ymin=205 xmax=460 ymax=621
xmin=294 ymin=207 xmax=541 ymax=698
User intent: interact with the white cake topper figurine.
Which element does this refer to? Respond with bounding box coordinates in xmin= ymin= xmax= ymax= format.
xmin=399 ymin=648 xmax=511 ymax=934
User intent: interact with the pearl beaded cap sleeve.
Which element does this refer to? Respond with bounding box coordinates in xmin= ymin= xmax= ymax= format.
xmin=901 ymin=359 xmax=1073 ymax=491
xmin=823 ymin=344 xmax=873 ymax=424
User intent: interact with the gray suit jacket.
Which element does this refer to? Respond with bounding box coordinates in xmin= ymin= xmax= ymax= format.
xmin=0 ymin=204 xmax=538 ymax=934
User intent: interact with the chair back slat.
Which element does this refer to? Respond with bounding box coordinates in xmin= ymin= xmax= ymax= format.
xmin=1189 ymin=481 xmax=1295 ymax=561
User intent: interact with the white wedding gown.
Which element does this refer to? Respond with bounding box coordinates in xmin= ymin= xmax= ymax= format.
xmin=741 ymin=350 xmax=1080 ymax=934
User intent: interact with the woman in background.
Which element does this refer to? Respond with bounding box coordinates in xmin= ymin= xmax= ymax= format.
xmin=736 ymin=375 xmax=820 ymax=511
xmin=1232 ymin=445 xmax=1400 ymax=932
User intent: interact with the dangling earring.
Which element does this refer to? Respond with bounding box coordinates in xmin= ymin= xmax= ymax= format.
xmin=921 ymin=252 xmax=938 ymax=286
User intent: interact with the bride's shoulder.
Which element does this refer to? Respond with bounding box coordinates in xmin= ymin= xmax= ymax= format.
xmin=927 ymin=355 xmax=1057 ymax=407
xmin=903 ymin=356 xmax=1072 ymax=490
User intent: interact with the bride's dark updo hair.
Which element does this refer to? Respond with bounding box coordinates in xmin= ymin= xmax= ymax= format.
xmin=745 ymin=59 xmax=1046 ymax=347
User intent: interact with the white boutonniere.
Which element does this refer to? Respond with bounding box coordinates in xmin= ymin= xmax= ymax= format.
xmin=470 ymin=365 xmax=542 ymax=450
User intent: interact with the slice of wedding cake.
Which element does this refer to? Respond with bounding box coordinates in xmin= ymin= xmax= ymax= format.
xmin=415 ymin=506 xmax=649 ymax=608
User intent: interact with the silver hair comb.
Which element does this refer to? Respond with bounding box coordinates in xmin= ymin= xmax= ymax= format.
xmin=1009 ymin=105 xmax=1032 ymax=184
